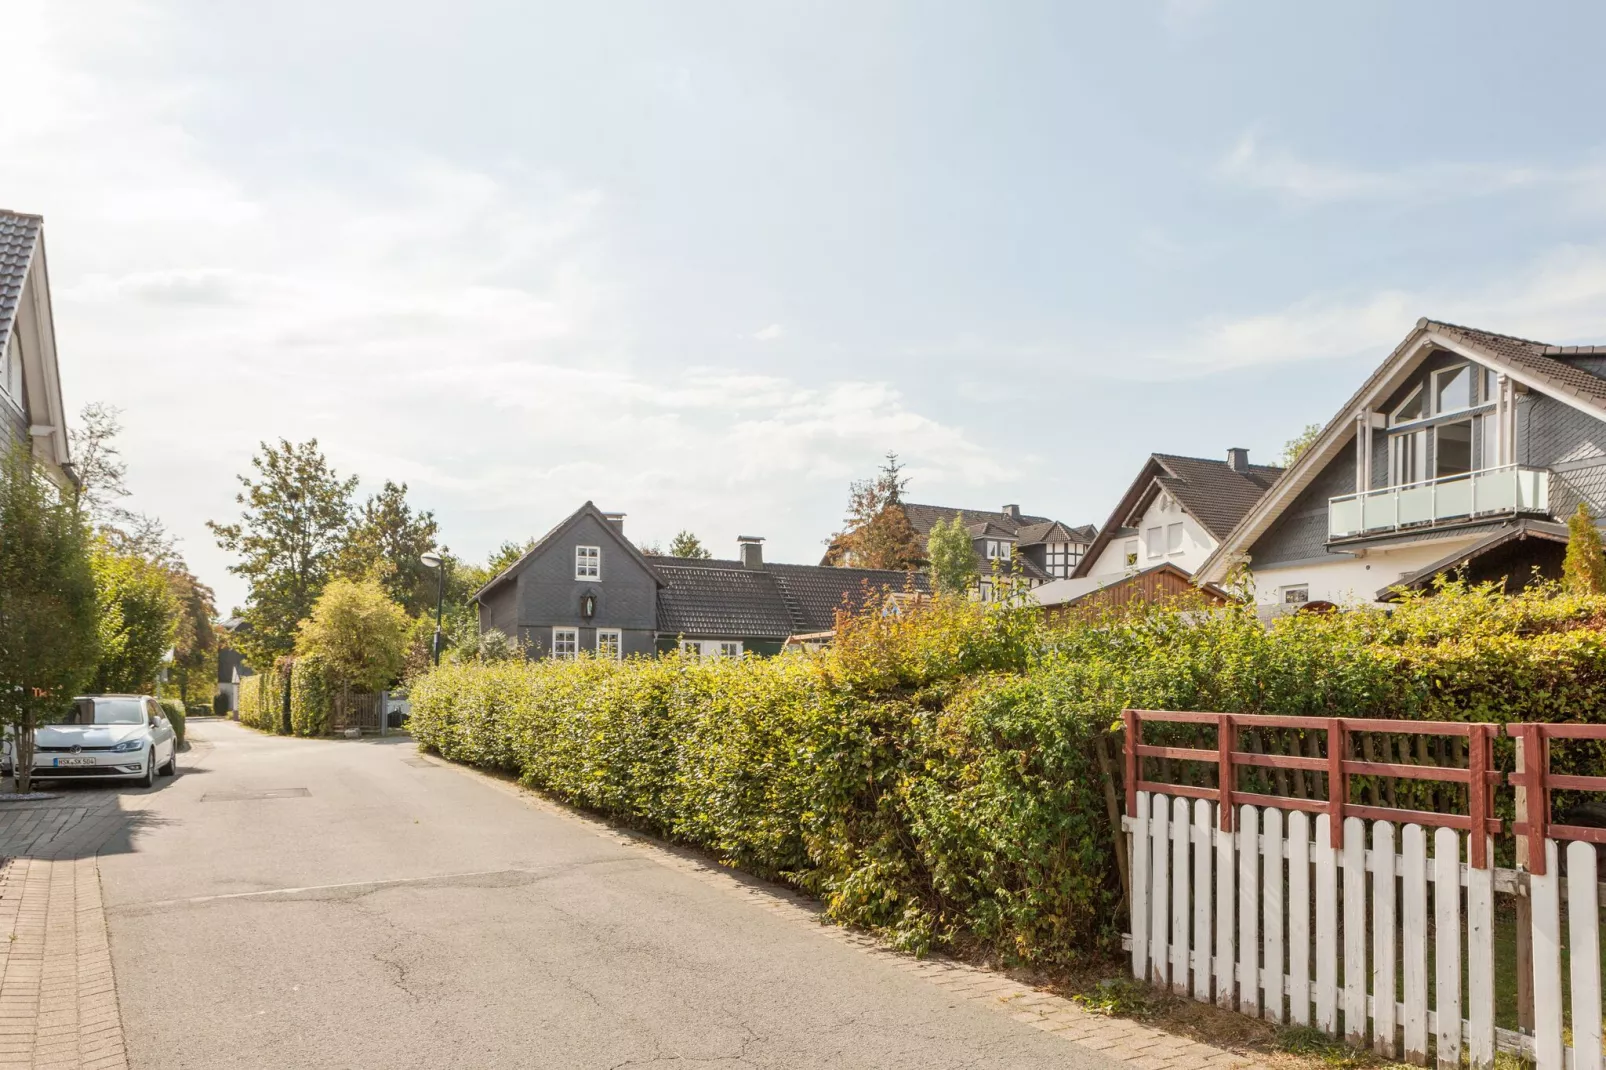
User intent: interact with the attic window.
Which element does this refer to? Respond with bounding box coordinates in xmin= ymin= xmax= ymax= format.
xmin=575 ymin=545 xmax=600 ymax=580
xmin=1391 ymin=385 xmax=1425 ymax=425
xmin=1433 ymin=364 xmax=1472 ymax=415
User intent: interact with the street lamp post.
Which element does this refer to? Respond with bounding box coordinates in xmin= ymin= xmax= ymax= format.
xmin=421 ymin=553 xmax=446 ymax=666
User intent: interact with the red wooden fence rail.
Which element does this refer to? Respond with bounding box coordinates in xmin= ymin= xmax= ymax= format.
xmin=1506 ymin=721 xmax=1606 ymax=875
xmin=1122 ymin=709 xmax=1503 ymax=868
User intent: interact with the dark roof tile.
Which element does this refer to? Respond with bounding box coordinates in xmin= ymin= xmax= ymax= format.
xmin=0 ymin=212 xmax=41 ymax=352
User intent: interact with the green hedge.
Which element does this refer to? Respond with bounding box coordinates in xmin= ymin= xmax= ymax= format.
xmin=408 ymin=582 xmax=1606 ymax=965
xmin=158 ymin=698 xmax=186 ymax=746
xmin=234 ymin=658 xmax=338 ymax=737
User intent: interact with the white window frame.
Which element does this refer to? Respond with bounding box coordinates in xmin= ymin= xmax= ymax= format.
xmin=679 ymin=639 xmax=701 ymax=657
xmin=716 ymin=641 xmax=743 ymax=659
xmin=596 ymin=628 xmax=622 ymax=660
xmin=1390 ymin=384 xmax=1426 ymax=427
xmin=1282 ymin=585 xmax=1310 ymax=605
xmin=1165 ymin=522 xmax=1184 ymax=556
xmin=0 ymin=337 xmax=21 ymax=407
xmin=1432 ymin=363 xmax=1472 ymax=417
xmin=1123 ymin=540 xmax=1138 ymax=568
xmin=551 ymin=627 xmax=579 ymax=660
xmin=984 ymin=539 xmax=1011 ymax=560
xmin=1145 ymin=526 xmax=1163 ymax=560
xmin=1390 ymin=428 xmax=1427 ymax=486
xmin=977 ymin=578 xmax=994 ymax=603
xmin=575 ymin=545 xmax=600 ymax=580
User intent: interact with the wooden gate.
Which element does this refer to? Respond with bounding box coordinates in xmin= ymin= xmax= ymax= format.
xmin=1123 ymin=711 xmax=1605 ymax=1070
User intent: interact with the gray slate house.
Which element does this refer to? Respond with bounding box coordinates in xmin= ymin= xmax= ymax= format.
xmin=896 ymin=503 xmax=1097 ymax=597
xmin=476 ymin=502 xmax=930 ymax=658
xmin=1195 ymin=319 xmax=1606 ymax=609
xmin=0 ymin=211 xmax=72 ymax=487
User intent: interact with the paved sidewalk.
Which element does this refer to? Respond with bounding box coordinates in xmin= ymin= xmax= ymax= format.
xmin=0 ymin=778 xmax=165 ymax=1070
xmin=0 ymin=857 xmax=126 ymax=1069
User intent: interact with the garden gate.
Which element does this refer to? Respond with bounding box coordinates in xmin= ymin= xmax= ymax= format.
xmin=1121 ymin=710 xmax=1605 ymax=1070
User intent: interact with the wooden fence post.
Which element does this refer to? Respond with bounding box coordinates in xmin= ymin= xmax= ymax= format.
xmin=1513 ymin=730 xmax=1534 ymax=1035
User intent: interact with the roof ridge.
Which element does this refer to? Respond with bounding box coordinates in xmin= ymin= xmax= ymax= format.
xmin=1151 ymin=452 xmax=1283 ymax=472
xmin=1420 ymin=317 xmax=1552 ymax=350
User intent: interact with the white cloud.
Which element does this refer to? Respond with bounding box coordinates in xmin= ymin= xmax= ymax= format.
xmin=1217 ymin=129 xmax=1606 ymax=206
xmin=1134 ymin=245 xmax=1606 ymax=377
xmin=7 ymin=1 xmax=1009 ymax=609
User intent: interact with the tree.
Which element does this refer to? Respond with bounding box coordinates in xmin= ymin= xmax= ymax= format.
xmin=1281 ymin=423 xmax=1322 ymax=468
xmin=823 ymin=452 xmax=924 ymax=570
xmin=336 ymin=481 xmax=440 ymax=616
xmin=1564 ymin=502 xmax=1606 ymax=595
xmin=208 ymin=440 xmax=357 ymax=666
xmin=668 ymin=530 xmax=712 ymax=559
xmin=165 ymin=567 xmax=218 ymax=705
xmin=295 ymin=578 xmax=411 ymax=693
xmin=91 ymin=545 xmax=180 ymax=694
xmin=70 ymin=403 xmax=182 ymax=563
xmin=0 ymin=443 xmax=99 ymax=793
xmin=927 ymin=512 xmax=978 ymax=596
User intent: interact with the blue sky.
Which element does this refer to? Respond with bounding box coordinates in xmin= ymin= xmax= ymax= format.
xmin=9 ymin=1 xmax=1606 ymax=609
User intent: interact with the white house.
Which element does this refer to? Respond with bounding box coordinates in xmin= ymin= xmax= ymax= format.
xmin=0 ymin=210 xmax=72 ymax=487
xmin=1034 ymin=450 xmax=1282 ymax=609
xmin=1195 ymin=318 xmax=1606 ymax=610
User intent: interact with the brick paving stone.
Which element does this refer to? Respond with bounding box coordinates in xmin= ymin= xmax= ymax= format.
xmin=0 ymin=795 xmax=134 ymax=1069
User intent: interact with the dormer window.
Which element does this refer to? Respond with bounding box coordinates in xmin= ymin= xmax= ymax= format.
xmin=575 ymin=545 xmax=600 ymax=580
xmin=984 ymin=539 xmax=1011 ymax=560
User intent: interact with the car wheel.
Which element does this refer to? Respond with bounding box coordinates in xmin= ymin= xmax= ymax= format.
xmin=138 ymin=749 xmax=155 ymax=789
xmin=161 ymin=745 xmax=176 ymax=777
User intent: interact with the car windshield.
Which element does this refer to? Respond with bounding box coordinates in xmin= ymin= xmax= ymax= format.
xmin=49 ymin=698 xmax=147 ymax=726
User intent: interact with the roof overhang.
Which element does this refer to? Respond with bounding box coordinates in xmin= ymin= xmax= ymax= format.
xmin=4 ymin=226 xmax=72 ymax=489
xmin=1196 ymin=320 xmax=1606 ymax=585
xmin=1375 ymin=519 xmax=1571 ymax=602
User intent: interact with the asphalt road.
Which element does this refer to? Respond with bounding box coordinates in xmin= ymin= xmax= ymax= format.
xmin=97 ymin=720 xmax=1125 ymax=1069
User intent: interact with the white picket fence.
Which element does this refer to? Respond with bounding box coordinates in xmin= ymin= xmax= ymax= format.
xmin=1126 ymin=792 xmax=1604 ymax=1070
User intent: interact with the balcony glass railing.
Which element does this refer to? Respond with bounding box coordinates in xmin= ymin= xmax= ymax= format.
xmin=1328 ymin=465 xmax=1549 ymax=540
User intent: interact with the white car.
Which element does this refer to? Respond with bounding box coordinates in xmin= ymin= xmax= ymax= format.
xmin=4 ymin=695 xmax=178 ymax=788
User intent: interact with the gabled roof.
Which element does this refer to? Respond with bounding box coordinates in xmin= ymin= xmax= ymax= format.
xmin=474 ymin=501 xmax=666 ymax=600
xmin=901 ymin=502 xmax=1051 ymax=536
xmin=1197 ymin=318 xmax=1606 ymax=584
xmin=1072 ymin=453 xmax=1282 ymax=578
xmin=1039 ymin=561 xmax=1233 ymax=610
xmin=655 ymin=559 xmax=930 ymax=639
xmin=0 ymin=212 xmax=41 ymax=350
xmin=1375 ymin=519 xmax=1571 ymax=602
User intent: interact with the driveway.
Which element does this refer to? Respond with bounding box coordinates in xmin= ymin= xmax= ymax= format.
xmin=96 ymin=720 xmax=1132 ymax=1069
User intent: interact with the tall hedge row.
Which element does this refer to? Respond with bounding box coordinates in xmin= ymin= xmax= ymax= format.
xmin=412 ymin=581 xmax=1606 ymax=965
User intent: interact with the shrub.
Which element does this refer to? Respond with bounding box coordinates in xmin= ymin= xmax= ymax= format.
xmin=158 ymin=698 xmax=186 ymax=746
xmin=409 ymin=582 xmax=1606 ymax=965
xmin=288 ymin=656 xmax=334 ymax=736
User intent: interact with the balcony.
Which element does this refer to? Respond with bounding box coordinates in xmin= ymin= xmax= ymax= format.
xmin=1328 ymin=465 xmax=1550 ymax=541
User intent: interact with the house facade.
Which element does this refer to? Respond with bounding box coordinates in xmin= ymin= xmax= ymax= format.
xmin=476 ymin=502 xmax=930 ymax=658
xmin=898 ymin=503 xmax=1097 ymax=599
xmin=0 ymin=211 xmax=73 ymax=488
xmin=1032 ymin=450 xmax=1281 ymax=609
xmin=1196 ymin=319 xmax=1606 ymax=610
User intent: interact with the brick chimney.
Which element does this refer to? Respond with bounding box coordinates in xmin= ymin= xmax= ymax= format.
xmin=738 ymin=536 xmax=765 ymax=570
xmin=1002 ymin=504 xmax=1021 ymax=521
xmin=1226 ymin=448 xmax=1249 ymax=473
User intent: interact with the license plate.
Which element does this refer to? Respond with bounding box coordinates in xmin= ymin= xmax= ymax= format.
xmin=54 ymin=756 xmax=96 ymax=767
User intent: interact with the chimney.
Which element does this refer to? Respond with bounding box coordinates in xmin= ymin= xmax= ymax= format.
xmin=1226 ymin=448 xmax=1249 ymax=473
xmin=738 ymin=536 xmax=765 ymax=570
xmin=1002 ymin=504 xmax=1021 ymax=521
xmin=602 ymin=512 xmax=625 ymax=534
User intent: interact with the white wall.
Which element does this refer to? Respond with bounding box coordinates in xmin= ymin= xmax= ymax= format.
xmin=1251 ymin=536 xmax=1483 ymax=609
xmin=1084 ymin=490 xmax=1218 ymax=583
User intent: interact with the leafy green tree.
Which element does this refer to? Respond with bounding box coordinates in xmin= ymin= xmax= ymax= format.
xmin=927 ymin=512 xmax=978 ymax=596
xmin=0 ymin=443 xmax=99 ymax=792
xmin=668 ymin=530 xmax=712 ymax=559
xmin=1564 ymin=502 xmax=1606 ymax=595
xmin=165 ymin=567 xmax=218 ymax=705
xmin=296 ymin=578 xmax=412 ymax=692
xmin=823 ymin=452 xmax=925 ymax=570
xmin=1281 ymin=423 xmax=1322 ymax=468
xmin=208 ymin=440 xmax=357 ymax=667
xmin=336 ymin=481 xmax=440 ymax=616
xmin=91 ymin=545 xmax=180 ymax=693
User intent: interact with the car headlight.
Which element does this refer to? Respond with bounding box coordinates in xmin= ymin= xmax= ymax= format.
xmin=109 ymin=739 xmax=144 ymax=753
